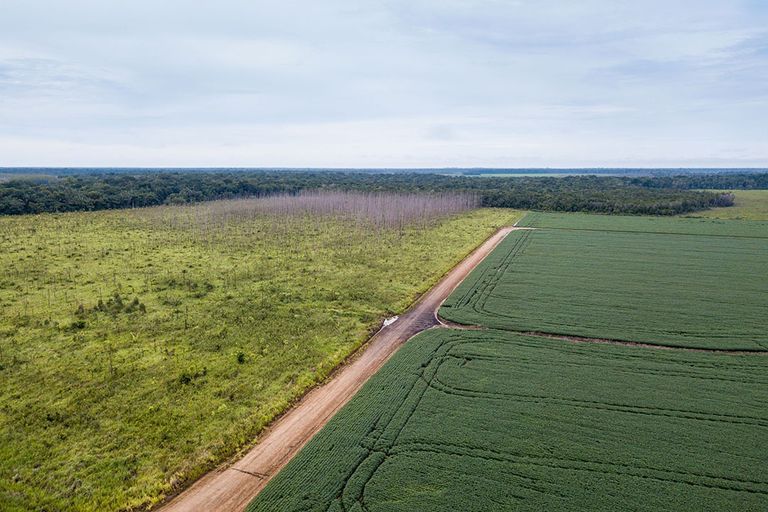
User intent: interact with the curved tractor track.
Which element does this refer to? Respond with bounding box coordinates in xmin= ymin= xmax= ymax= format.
xmin=159 ymin=226 xmax=520 ymax=512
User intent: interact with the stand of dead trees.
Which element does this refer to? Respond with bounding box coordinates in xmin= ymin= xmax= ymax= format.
xmin=143 ymin=190 xmax=479 ymax=235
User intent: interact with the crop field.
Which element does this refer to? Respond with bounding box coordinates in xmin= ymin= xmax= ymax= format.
xmin=0 ymin=192 xmax=522 ymax=512
xmin=250 ymin=211 xmax=768 ymax=511
xmin=249 ymin=329 xmax=768 ymax=511
xmin=441 ymin=213 xmax=768 ymax=350
xmin=516 ymin=211 xmax=768 ymax=236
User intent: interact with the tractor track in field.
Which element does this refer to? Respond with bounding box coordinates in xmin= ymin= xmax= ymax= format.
xmin=436 ymin=326 xmax=768 ymax=356
xmin=522 ymin=331 xmax=768 ymax=355
xmin=157 ymin=225 xmax=523 ymax=512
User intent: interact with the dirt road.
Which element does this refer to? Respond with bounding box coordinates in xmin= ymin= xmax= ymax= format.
xmin=158 ymin=226 xmax=516 ymax=512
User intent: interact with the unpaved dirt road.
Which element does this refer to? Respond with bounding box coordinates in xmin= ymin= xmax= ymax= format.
xmin=158 ymin=226 xmax=517 ymax=512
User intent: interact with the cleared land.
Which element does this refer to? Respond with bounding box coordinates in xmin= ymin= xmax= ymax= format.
xmin=690 ymin=190 xmax=768 ymax=221
xmin=160 ymin=227 xmax=519 ymax=511
xmin=441 ymin=213 xmax=768 ymax=350
xmin=249 ymin=329 xmax=768 ymax=511
xmin=0 ymin=194 xmax=521 ymax=512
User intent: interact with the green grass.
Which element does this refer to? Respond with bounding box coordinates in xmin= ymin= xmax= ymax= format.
xmin=441 ymin=213 xmax=768 ymax=350
xmin=0 ymin=204 xmax=522 ymax=512
xmin=248 ymin=329 xmax=768 ymax=511
xmin=690 ymin=190 xmax=768 ymax=221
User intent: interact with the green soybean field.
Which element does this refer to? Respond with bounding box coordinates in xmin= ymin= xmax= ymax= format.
xmin=441 ymin=213 xmax=768 ymax=350
xmin=248 ymin=329 xmax=768 ymax=511
xmin=249 ymin=211 xmax=768 ymax=512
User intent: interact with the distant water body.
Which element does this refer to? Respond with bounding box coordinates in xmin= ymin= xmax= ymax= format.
xmin=0 ymin=167 xmax=765 ymax=177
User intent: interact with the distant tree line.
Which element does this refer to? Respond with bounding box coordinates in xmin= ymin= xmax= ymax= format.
xmin=0 ymin=170 xmax=760 ymax=216
xmin=628 ymin=173 xmax=768 ymax=190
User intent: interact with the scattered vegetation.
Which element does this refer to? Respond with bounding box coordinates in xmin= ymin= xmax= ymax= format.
xmin=0 ymin=192 xmax=521 ymax=511
xmin=442 ymin=213 xmax=768 ymax=350
xmin=173 ymin=190 xmax=479 ymax=231
xmin=249 ymin=329 xmax=768 ymax=511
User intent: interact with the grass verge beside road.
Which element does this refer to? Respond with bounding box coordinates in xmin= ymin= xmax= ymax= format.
xmin=0 ymin=200 xmax=521 ymax=512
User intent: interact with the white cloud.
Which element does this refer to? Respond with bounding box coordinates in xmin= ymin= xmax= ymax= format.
xmin=0 ymin=0 xmax=766 ymax=167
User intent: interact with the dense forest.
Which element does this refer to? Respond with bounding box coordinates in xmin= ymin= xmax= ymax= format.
xmin=0 ymin=170 xmax=762 ymax=216
xmin=629 ymin=173 xmax=768 ymax=190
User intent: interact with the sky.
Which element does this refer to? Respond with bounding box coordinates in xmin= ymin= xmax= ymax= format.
xmin=1 ymin=0 xmax=767 ymax=168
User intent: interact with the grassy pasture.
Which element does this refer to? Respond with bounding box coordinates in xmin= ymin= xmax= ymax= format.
xmin=0 ymin=197 xmax=521 ymax=512
xmin=441 ymin=214 xmax=768 ymax=350
xmin=249 ymin=329 xmax=768 ymax=511
xmin=691 ymin=190 xmax=768 ymax=221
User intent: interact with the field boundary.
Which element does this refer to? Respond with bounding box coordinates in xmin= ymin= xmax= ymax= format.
xmin=430 ymin=322 xmax=768 ymax=355
xmin=522 ymin=331 xmax=768 ymax=355
xmin=157 ymin=225 xmax=522 ymax=511
xmin=528 ymin=226 xmax=768 ymax=239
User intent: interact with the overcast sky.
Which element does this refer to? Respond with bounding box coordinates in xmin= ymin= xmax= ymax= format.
xmin=1 ymin=0 xmax=766 ymax=167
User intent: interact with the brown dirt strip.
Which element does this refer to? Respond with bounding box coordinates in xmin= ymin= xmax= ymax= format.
xmin=522 ymin=331 xmax=768 ymax=355
xmin=437 ymin=324 xmax=767 ymax=356
xmin=429 ymin=320 xmax=767 ymax=355
xmin=157 ymin=226 xmax=520 ymax=512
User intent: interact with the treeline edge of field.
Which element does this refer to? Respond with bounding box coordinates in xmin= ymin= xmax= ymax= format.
xmin=2 ymin=171 xmax=767 ymax=216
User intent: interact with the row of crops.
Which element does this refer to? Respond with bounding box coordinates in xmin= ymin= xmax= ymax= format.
xmin=441 ymin=215 xmax=768 ymax=350
xmin=248 ymin=213 xmax=768 ymax=511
